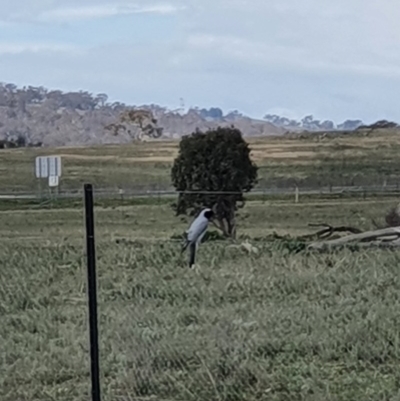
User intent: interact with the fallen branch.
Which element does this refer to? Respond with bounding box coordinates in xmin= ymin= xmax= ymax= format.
xmin=308 ymin=226 xmax=400 ymax=250
xmin=344 ymin=240 xmax=400 ymax=249
xmin=300 ymin=223 xmax=362 ymax=240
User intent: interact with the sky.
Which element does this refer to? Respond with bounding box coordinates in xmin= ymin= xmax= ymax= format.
xmin=0 ymin=0 xmax=399 ymax=124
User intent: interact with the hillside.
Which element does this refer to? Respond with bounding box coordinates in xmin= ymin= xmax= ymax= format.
xmin=0 ymin=83 xmax=285 ymax=147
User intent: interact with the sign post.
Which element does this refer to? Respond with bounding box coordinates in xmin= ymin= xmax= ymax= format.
xmin=35 ymin=156 xmax=62 ymax=198
xmin=84 ymin=184 xmax=101 ymax=401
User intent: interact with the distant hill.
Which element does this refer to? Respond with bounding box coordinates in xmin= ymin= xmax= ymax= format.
xmin=0 ymin=82 xmax=390 ymax=148
xmin=263 ymin=114 xmax=365 ymax=131
xmin=0 ymin=83 xmax=285 ymax=147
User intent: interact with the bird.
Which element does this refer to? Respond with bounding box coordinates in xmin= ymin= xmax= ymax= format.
xmin=181 ymin=208 xmax=214 ymax=268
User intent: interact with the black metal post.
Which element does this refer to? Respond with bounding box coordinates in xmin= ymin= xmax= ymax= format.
xmin=84 ymin=184 xmax=101 ymax=401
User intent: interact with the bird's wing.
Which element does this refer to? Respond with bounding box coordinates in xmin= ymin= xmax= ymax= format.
xmin=189 ymin=242 xmax=196 ymax=268
xmin=181 ymin=239 xmax=189 ymax=254
xmin=197 ymin=227 xmax=208 ymax=245
xmin=187 ymin=216 xmax=208 ymax=243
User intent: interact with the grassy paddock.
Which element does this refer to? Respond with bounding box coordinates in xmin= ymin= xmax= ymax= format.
xmin=1 ymin=129 xmax=400 ymax=192
xmin=1 ymin=197 xmax=400 ymax=400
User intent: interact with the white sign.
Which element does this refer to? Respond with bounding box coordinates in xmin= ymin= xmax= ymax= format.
xmin=48 ymin=176 xmax=59 ymax=187
xmin=35 ymin=156 xmax=62 ymax=178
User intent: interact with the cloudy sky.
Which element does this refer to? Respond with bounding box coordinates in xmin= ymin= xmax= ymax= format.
xmin=0 ymin=0 xmax=399 ymax=123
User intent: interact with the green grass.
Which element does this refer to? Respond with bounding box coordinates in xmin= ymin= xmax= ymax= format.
xmin=2 ymin=129 xmax=400 ymax=193
xmin=2 ymin=197 xmax=400 ymax=400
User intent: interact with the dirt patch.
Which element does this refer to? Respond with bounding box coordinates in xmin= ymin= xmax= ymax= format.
xmin=58 ymin=154 xmax=116 ymax=161
xmin=251 ymin=150 xmax=317 ymax=160
xmin=251 ymin=142 xmax=327 ymax=150
xmin=130 ymin=156 xmax=174 ymax=162
xmin=57 ymin=154 xmax=174 ymax=163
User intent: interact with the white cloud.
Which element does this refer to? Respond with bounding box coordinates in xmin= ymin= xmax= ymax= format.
xmin=0 ymin=42 xmax=79 ymax=55
xmin=0 ymin=1 xmax=184 ymax=23
xmin=186 ymin=33 xmax=400 ymax=79
xmin=38 ymin=3 xmax=184 ymax=22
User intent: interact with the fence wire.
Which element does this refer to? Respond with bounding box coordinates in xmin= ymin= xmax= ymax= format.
xmin=1 ymin=189 xmax=400 ymax=401
xmin=1 ymin=182 xmax=400 ymax=200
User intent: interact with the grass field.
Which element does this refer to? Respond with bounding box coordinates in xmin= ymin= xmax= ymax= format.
xmin=2 ymin=191 xmax=400 ymax=400
xmin=2 ymin=128 xmax=400 ymax=193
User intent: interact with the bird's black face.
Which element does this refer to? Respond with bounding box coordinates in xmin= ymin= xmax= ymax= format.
xmin=204 ymin=210 xmax=214 ymax=220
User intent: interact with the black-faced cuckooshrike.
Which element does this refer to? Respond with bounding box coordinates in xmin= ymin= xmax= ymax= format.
xmin=181 ymin=208 xmax=214 ymax=268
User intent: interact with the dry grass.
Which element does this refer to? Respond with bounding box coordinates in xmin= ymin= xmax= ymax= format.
xmin=2 ymin=129 xmax=400 ymax=193
xmin=2 ymin=197 xmax=400 ymax=400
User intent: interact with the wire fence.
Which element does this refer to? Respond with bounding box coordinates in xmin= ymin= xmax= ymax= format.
xmin=1 ymin=186 xmax=400 ymax=401
xmin=2 ymin=183 xmax=400 ymax=200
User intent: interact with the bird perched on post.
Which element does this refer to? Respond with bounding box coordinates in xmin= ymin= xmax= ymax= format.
xmin=181 ymin=208 xmax=214 ymax=268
